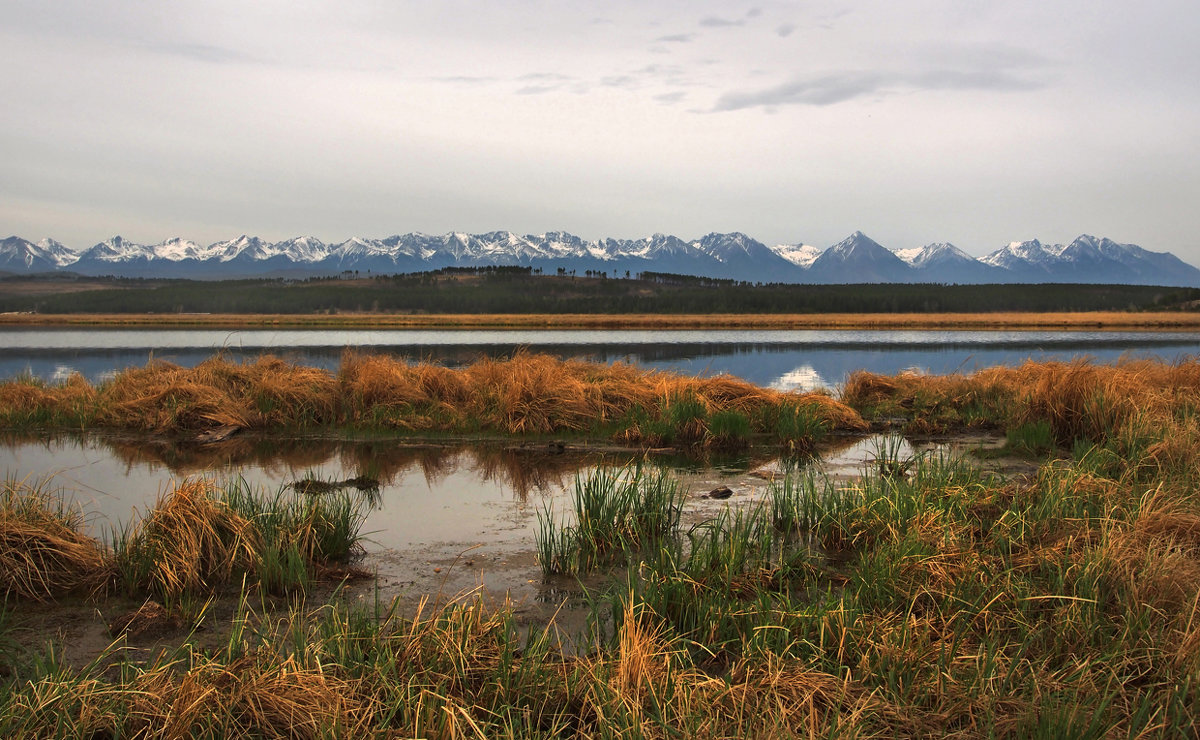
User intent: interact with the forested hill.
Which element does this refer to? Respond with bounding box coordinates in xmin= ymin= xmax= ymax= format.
xmin=3 ymin=267 xmax=1199 ymax=315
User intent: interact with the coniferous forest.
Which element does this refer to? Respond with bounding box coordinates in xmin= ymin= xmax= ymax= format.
xmin=2 ymin=267 xmax=1198 ymax=315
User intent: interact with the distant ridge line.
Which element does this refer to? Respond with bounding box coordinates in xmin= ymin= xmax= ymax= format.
xmin=2 ymin=230 xmax=1197 ymax=287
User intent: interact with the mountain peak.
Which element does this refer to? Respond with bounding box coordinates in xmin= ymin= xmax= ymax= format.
xmin=3 ymin=229 xmax=1196 ymax=286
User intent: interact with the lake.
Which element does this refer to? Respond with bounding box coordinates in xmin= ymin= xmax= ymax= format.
xmin=3 ymin=326 xmax=1200 ymax=390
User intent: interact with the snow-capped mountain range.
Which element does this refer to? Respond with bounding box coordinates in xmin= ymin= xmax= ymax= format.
xmin=1 ymin=230 xmax=1197 ymax=286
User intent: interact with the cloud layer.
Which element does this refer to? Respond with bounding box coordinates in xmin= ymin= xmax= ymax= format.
xmin=1 ymin=0 xmax=1198 ymax=261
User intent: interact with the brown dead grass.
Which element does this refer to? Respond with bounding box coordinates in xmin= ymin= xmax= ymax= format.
xmin=0 ymin=479 xmax=109 ymax=601
xmin=125 ymin=653 xmax=375 ymax=739
xmin=844 ymin=357 xmax=1200 ymax=443
xmin=118 ymin=479 xmax=258 ymax=598
xmin=1 ymin=350 xmax=865 ymax=439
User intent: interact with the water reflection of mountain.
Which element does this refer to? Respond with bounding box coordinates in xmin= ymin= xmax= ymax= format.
xmin=4 ymin=335 xmax=1200 ymax=388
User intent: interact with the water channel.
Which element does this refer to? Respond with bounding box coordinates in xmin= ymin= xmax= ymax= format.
xmin=4 ymin=326 xmax=1200 ymax=390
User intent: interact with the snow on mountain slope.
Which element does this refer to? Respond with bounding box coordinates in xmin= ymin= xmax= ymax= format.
xmin=772 ymin=243 xmax=821 ymax=268
xmin=154 ymin=238 xmax=206 ymax=261
xmin=78 ymin=236 xmax=159 ymax=263
xmin=8 ymin=229 xmax=1199 ymax=286
xmin=35 ymin=238 xmax=79 ymax=267
xmin=0 ymin=236 xmax=75 ymax=271
xmin=980 ymin=239 xmax=1059 ymax=271
xmin=908 ymin=242 xmax=977 ymax=268
xmin=807 ymin=231 xmax=914 ymax=282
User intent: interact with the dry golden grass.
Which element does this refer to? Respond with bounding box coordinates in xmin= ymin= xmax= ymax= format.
xmin=5 ymin=310 xmax=1200 ymax=329
xmin=844 ymin=356 xmax=1200 ymax=442
xmin=117 ymin=479 xmax=258 ymax=598
xmin=0 ymin=479 xmax=109 ymax=601
xmin=1104 ymin=489 xmax=1200 ymax=616
xmin=0 ymin=350 xmax=866 ymax=440
xmin=97 ymin=356 xmax=339 ymax=432
xmin=126 ymin=653 xmax=375 ymax=739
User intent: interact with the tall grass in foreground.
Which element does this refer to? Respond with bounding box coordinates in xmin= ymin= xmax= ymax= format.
xmin=7 ymin=358 xmax=1200 ymax=736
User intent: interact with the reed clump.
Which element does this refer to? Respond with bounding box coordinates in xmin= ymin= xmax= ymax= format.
xmin=844 ymin=357 xmax=1200 ymax=447
xmin=114 ymin=478 xmax=369 ymax=599
xmin=113 ymin=479 xmax=260 ymax=599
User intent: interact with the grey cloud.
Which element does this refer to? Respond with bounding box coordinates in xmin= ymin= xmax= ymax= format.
xmin=518 ymin=72 xmax=574 ymax=82
xmin=654 ymin=91 xmax=687 ymax=104
xmin=515 ymin=85 xmax=558 ymax=95
xmin=914 ymin=68 xmax=1045 ymax=92
xmin=655 ymin=33 xmax=696 ymax=43
xmin=432 ymin=75 xmax=498 ymax=85
xmin=715 ymin=72 xmax=887 ymax=109
xmin=144 ymin=42 xmax=256 ymax=65
xmin=513 ymin=72 xmax=576 ymax=94
xmin=746 ymin=8 xmax=763 ymax=18
xmin=713 ymin=66 xmax=1049 ymax=111
xmin=776 ymin=23 xmax=797 ymax=38
xmin=634 ymin=64 xmax=685 ymax=77
xmin=699 ymin=16 xmax=744 ymax=28
xmin=601 ymin=75 xmax=636 ymax=88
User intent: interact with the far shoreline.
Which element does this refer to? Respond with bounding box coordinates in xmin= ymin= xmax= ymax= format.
xmin=2 ymin=311 xmax=1200 ymax=330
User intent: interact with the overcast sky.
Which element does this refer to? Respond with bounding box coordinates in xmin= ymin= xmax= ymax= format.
xmin=2 ymin=0 xmax=1198 ymax=259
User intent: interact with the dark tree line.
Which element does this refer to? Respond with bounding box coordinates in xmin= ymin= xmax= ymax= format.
xmin=1 ymin=268 xmax=1197 ymax=315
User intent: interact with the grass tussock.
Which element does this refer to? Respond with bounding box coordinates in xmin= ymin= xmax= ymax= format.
xmin=113 ymin=479 xmax=260 ymax=599
xmin=115 ymin=478 xmax=369 ymax=599
xmin=0 ymin=351 xmax=866 ymax=449
xmin=0 ymin=477 xmax=108 ymax=601
xmin=844 ymin=357 xmax=1200 ymax=447
xmin=2 ymin=477 xmax=368 ymax=608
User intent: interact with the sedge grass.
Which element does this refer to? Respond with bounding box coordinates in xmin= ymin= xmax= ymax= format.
xmin=114 ymin=478 xmax=369 ymax=599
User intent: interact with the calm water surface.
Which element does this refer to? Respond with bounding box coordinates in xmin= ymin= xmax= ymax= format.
xmin=0 ymin=433 xmax=914 ymax=551
xmin=4 ymin=327 xmax=1199 ymax=390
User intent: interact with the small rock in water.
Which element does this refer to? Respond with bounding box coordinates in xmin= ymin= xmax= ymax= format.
xmin=708 ymin=486 xmax=734 ymax=500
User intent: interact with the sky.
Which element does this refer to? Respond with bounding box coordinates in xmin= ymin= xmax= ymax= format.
xmin=2 ymin=0 xmax=1198 ymax=260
